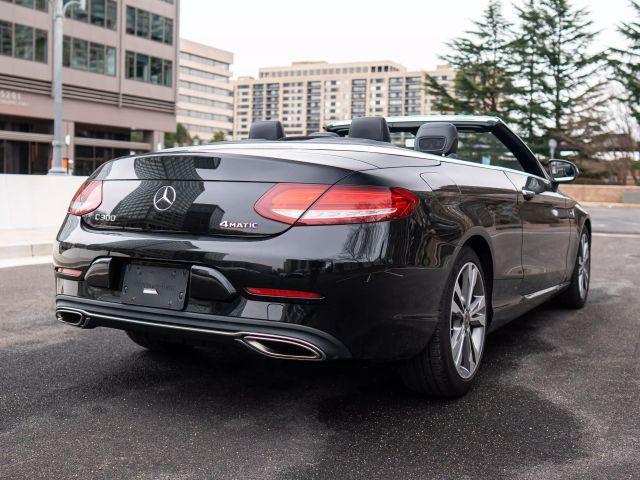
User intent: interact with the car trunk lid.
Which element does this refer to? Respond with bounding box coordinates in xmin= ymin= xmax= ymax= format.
xmin=84 ymin=150 xmax=373 ymax=237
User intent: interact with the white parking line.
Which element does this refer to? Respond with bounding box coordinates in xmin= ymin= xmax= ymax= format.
xmin=593 ymin=232 xmax=640 ymax=239
xmin=0 ymin=256 xmax=52 ymax=269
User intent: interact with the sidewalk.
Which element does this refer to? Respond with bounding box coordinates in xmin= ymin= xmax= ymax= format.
xmin=0 ymin=227 xmax=57 ymax=266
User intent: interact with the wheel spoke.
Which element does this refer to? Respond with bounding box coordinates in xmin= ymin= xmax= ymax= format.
xmin=452 ymin=328 xmax=465 ymax=366
xmin=466 ymin=267 xmax=478 ymax=306
xmin=469 ymin=295 xmax=485 ymax=315
xmin=470 ymin=328 xmax=483 ymax=362
xmin=451 ymin=296 xmax=464 ymax=318
xmin=454 ymin=281 xmax=466 ymax=309
xmin=470 ymin=312 xmax=486 ymax=327
xmin=465 ymin=331 xmax=475 ymax=373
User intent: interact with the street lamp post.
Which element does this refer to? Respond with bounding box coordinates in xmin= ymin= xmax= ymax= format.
xmin=548 ymin=138 xmax=558 ymax=160
xmin=48 ymin=0 xmax=85 ymax=175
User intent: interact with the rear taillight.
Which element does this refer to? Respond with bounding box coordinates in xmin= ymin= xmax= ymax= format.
xmin=254 ymin=183 xmax=419 ymax=226
xmin=55 ymin=267 xmax=83 ymax=277
xmin=246 ymin=288 xmax=323 ymax=299
xmin=68 ymin=180 xmax=103 ymax=216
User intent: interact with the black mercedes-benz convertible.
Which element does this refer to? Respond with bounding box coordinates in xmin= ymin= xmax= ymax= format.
xmin=54 ymin=115 xmax=590 ymax=397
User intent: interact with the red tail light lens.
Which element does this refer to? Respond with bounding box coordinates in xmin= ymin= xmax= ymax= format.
xmin=246 ymin=288 xmax=323 ymax=299
xmin=55 ymin=267 xmax=83 ymax=277
xmin=254 ymin=183 xmax=331 ymax=224
xmin=254 ymin=183 xmax=419 ymax=226
xmin=68 ymin=180 xmax=103 ymax=216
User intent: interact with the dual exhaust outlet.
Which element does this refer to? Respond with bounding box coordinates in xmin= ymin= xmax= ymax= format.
xmin=55 ymin=307 xmax=324 ymax=361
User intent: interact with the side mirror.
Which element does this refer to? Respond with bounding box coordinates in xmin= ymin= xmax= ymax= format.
xmin=548 ymin=159 xmax=579 ymax=184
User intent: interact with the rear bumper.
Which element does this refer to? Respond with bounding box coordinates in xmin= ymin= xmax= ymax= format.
xmin=54 ymin=215 xmax=453 ymax=361
xmin=55 ymin=295 xmax=350 ymax=360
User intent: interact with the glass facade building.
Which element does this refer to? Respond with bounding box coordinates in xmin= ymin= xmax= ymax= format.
xmin=0 ymin=0 xmax=179 ymax=175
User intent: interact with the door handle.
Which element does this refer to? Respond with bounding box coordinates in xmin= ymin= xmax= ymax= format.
xmin=521 ymin=189 xmax=536 ymax=200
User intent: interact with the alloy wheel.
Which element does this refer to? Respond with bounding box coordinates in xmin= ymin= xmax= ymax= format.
xmin=577 ymin=233 xmax=590 ymax=299
xmin=450 ymin=262 xmax=486 ymax=379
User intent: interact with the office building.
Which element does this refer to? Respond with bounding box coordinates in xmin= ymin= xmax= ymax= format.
xmin=0 ymin=0 xmax=179 ymax=175
xmin=233 ymin=61 xmax=454 ymax=139
xmin=177 ymin=39 xmax=233 ymax=141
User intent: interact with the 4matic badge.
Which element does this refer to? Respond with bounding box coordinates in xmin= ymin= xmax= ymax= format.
xmin=219 ymin=220 xmax=258 ymax=229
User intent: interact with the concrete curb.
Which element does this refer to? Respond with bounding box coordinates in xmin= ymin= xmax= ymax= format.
xmin=0 ymin=242 xmax=53 ymax=259
xmin=581 ymin=202 xmax=640 ymax=208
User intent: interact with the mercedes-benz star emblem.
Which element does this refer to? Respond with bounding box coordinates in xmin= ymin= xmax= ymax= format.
xmin=153 ymin=186 xmax=177 ymax=211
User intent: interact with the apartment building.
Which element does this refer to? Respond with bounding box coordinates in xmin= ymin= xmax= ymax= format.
xmin=177 ymin=39 xmax=233 ymax=141
xmin=0 ymin=0 xmax=179 ymax=176
xmin=233 ymin=61 xmax=454 ymax=139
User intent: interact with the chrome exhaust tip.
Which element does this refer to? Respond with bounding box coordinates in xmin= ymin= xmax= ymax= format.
xmin=56 ymin=308 xmax=87 ymax=327
xmin=239 ymin=334 xmax=325 ymax=361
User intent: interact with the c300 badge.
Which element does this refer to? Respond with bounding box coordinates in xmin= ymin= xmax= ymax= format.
xmin=219 ymin=220 xmax=258 ymax=229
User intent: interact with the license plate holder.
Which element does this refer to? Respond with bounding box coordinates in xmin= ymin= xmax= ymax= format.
xmin=121 ymin=263 xmax=189 ymax=311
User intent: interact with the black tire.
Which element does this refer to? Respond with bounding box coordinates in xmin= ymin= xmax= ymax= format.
xmin=556 ymin=229 xmax=591 ymax=309
xmin=400 ymin=246 xmax=488 ymax=398
xmin=125 ymin=330 xmax=194 ymax=353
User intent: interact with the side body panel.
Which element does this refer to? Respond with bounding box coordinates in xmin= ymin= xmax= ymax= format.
xmin=424 ymin=161 xmax=523 ymax=323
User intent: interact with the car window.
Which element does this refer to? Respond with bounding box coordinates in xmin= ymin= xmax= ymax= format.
xmin=456 ymin=131 xmax=525 ymax=172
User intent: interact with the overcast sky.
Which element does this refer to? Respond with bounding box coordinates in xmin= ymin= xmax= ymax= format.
xmin=180 ymin=0 xmax=635 ymax=78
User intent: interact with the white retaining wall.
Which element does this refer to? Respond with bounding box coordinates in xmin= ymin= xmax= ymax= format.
xmin=0 ymin=174 xmax=88 ymax=230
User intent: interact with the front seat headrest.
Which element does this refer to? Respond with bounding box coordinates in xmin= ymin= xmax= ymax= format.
xmin=249 ymin=120 xmax=285 ymax=140
xmin=414 ymin=122 xmax=458 ymax=156
xmin=348 ymin=116 xmax=391 ymax=143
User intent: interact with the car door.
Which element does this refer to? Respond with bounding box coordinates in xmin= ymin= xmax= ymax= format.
xmin=455 ymin=124 xmax=572 ymax=296
xmin=503 ymin=171 xmax=572 ymax=294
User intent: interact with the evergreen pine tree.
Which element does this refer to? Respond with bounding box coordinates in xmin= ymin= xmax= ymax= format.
xmin=610 ymin=0 xmax=640 ymax=124
xmin=425 ymin=0 xmax=515 ymax=117
xmin=537 ymin=0 xmax=606 ymax=154
xmin=506 ymin=0 xmax=548 ymax=152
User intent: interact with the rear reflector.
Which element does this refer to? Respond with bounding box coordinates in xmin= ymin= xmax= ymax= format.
xmin=246 ymin=288 xmax=323 ymax=299
xmin=254 ymin=184 xmax=419 ymax=226
xmin=55 ymin=267 xmax=83 ymax=277
xmin=68 ymin=180 xmax=103 ymax=216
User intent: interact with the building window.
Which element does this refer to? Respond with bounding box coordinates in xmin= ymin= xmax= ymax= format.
xmin=125 ymin=51 xmax=135 ymax=78
xmin=179 ymin=94 xmax=233 ymax=110
xmin=126 ymin=6 xmax=135 ymax=34
xmin=126 ymin=6 xmax=173 ymax=45
xmin=90 ymin=0 xmax=105 ymax=27
xmin=34 ymin=29 xmax=46 ymax=62
xmin=125 ymin=51 xmax=172 ymax=86
xmin=1 ymin=23 xmax=47 ymax=63
xmin=89 ymin=42 xmax=104 ymax=73
xmin=136 ymin=9 xmax=150 ymax=37
xmin=64 ymin=0 xmax=117 ymax=31
xmin=14 ymin=24 xmax=33 ymax=60
xmin=5 ymin=0 xmax=47 ymax=12
xmin=63 ymin=36 xmax=115 ymax=75
xmin=164 ymin=18 xmax=173 ymax=45
xmin=179 ymin=66 xmax=228 ymax=83
xmin=180 ymin=52 xmax=229 ymax=70
xmin=106 ymin=0 xmax=117 ymax=29
xmin=135 ymin=53 xmax=149 ymax=82
xmin=71 ymin=37 xmax=87 ymax=69
xmin=179 ymin=80 xmax=233 ymax=97
xmin=151 ymin=14 xmax=164 ymax=42
xmin=0 ymin=21 xmax=13 ymax=57
xmin=162 ymin=60 xmax=172 ymax=87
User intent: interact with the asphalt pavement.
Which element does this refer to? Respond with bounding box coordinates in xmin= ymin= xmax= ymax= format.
xmin=1 ymin=208 xmax=639 ymax=479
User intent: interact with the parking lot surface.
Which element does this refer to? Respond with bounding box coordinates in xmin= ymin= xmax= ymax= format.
xmin=1 ymin=208 xmax=639 ymax=479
